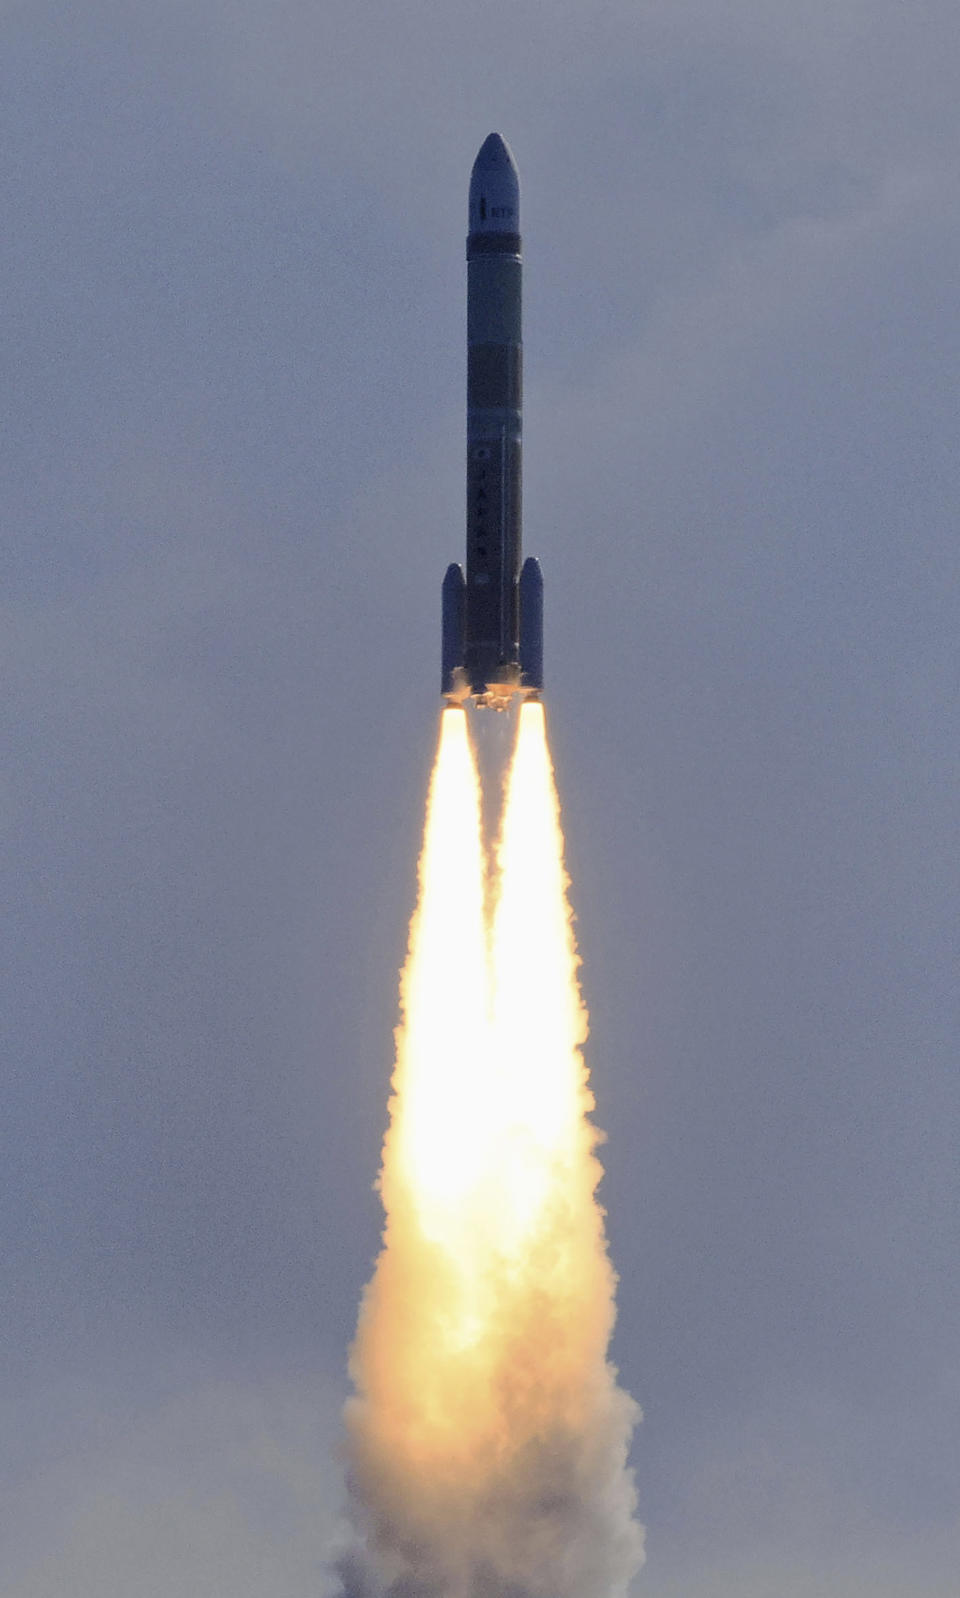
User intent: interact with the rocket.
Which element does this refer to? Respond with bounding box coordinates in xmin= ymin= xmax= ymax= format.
xmin=442 ymin=134 xmax=543 ymax=709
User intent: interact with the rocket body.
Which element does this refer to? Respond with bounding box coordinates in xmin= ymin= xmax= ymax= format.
xmin=442 ymin=134 xmax=543 ymax=707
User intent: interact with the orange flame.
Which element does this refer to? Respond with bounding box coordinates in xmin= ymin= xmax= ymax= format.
xmin=344 ymin=703 xmax=643 ymax=1598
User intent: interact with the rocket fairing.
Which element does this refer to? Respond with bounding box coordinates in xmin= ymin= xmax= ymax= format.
xmin=442 ymin=134 xmax=543 ymax=708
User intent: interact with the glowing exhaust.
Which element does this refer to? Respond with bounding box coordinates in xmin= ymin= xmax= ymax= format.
xmin=341 ymin=704 xmax=643 ymax=1598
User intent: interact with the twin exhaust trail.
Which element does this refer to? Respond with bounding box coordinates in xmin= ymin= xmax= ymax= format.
xmin=342 ymin=703 xmax=643 ymax=1598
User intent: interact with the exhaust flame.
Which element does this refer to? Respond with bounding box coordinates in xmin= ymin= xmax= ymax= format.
xmin=342 ymin=704 xmax=643 ymax=1598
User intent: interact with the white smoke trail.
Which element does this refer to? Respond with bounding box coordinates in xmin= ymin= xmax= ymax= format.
xmin=340 ymin=705 xmax=643 ymax=1598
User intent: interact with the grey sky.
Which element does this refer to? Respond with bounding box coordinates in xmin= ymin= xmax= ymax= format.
xmin=2 ymin=2 xmax=957 ymax=1593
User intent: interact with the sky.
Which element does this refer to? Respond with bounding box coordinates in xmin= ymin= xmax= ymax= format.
xmin=2 ymin=1 xmax=957 ymax=1593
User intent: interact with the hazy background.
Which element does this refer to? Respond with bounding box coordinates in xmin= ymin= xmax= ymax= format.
xmin=2 ymin=3 xmax=957 ymax=1593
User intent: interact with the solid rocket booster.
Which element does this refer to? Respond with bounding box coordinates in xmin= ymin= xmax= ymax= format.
xmin=442 ymin=133 xmax=543 ymax=707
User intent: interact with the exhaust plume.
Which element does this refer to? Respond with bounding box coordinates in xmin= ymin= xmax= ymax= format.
xmin=341 ymin=704 xmax=643 ymax=1598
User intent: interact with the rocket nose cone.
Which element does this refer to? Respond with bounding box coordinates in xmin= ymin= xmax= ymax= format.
xmin=474 ymin=132 xmax=516 ymax=171
xmin=469 ymin=133 xmax=520 ymax=234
